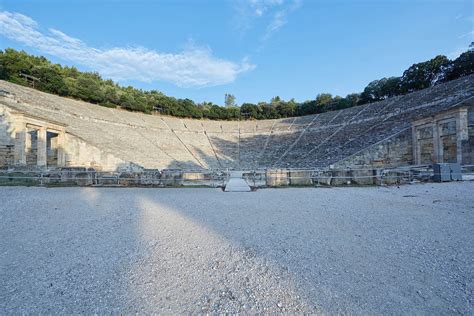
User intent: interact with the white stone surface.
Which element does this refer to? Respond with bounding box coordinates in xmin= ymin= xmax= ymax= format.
xmin=1 ymin=77 xmax=472 ymax=171
xmin=224 ymin=171 xmax=252 ymax=192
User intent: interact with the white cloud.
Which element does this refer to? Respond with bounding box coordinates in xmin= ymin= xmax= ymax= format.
xmin=263 ymin=10 xmax=288 ymax=41
xmin=0 ymin=11 xmax=255 ymax=87
xmin=234 ymin=0 xmax=301 ymax=43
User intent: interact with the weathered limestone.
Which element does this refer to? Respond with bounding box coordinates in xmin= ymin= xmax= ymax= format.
xmin=3 ymin=110 xmax=67 ymax=169
xmin=0 ymin=76 xmax=473 ymax=172
xmin=13 ymin=117 xmax=26 ymax=166
xmin=59 ymin=168 xmax=95 ymax=186
xmin=266 ymin=169 xmax=290 ymax=186
xmin=224 ymin=171 xmax=251 ymax=192
xmin=37 ymin=126 xmax=47 ymax=167
xmin=289 ymin=170 xmax=313 ymax=186
xmin=412 ymin=107 xmax=470 ymax=165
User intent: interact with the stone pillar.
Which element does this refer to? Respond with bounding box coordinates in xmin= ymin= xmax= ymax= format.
xmin=432 ymin=121 xmax=441 ymax=163
xmin=14 ymin=121 xmax=26 ymax=165
xmin=411 ymin=125 xmax=419 ymax=165
xmin=57 ymin=132 xmax=66 ymax=167
xmin=37 ymin=127 xmax=47 ymax=167
xmin=456 ymin=108 xmax=469 ymax=165
xmin=25 ymin=128 xmax=31 ymax=156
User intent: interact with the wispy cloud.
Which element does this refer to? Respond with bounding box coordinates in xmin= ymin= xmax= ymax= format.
xmin=233 ymin=0 xmax=301 ymax=44
xmin=458 ymin=30 xmax=474 ymax=39
xmin=262 ymin=0 xmax=301 ymax=42
xmin=0 ymin=11 xmax=255 ymax=87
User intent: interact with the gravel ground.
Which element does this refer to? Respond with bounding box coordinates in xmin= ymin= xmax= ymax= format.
xmin=1 ymin=182 xmax=473 ymax=314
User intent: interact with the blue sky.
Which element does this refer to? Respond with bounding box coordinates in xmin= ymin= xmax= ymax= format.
xmin=0 ymin=0 xmax=472 ymax=105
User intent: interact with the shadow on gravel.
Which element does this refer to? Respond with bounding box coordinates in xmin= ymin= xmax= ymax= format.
xmin=1 ymin=185 xmax=473 ymax=314
xmin=126 ymin=185 xmax=474 ymax=314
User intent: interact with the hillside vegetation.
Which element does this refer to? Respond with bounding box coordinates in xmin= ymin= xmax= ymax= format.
xmin=1 ymin=46 xmax=473 ymax=120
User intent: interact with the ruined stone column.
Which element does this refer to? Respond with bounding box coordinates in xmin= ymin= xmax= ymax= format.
xmin=432 ymin=121 xmax=441 ymax=163
xmin=37 ymin=127 xmax=47 ymax=167
xmin=57 ymin=131 xmax=66 ymax=167
xmin=14 ymin=121 xmax=26 ymax=165
xmin=456 ymin=108 xmax=469 ymax=164
xmin=411 ymin=125 xmax=419 ymax=165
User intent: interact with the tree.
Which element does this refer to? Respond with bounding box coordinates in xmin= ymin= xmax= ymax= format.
xmin=103 ymin=85 xmax=120 ymax=106
xmin=345 ymin=93 xmax=360 ymax=107
xmin=32 ymin=65 xmax=69 ymax=96
xmin=271 ymin=96 xmax=281 ymax=105
xmin=276 ymin=99 xmax=297 ymax=117
xmin=315 ymin=93 xmax=333 ymax=107
xmin=445 ymin=49 xmax=474 ymax=81
xmin=2 ymin=47 xmax=473 ymax=121
xmin=399 ymin=55 xmax=451 ymax=93
xmin=240 ymin=103 xmax=260 ymax=119
xmin=0 ymin=48 xmax=35 ymax=84
xmin=224 ymin=93 xmax=236 ymax=107
xmin=75 ymin=76 xmax=104 ymax=103
xmin=260 ymin=103 xmax=280 ymax=119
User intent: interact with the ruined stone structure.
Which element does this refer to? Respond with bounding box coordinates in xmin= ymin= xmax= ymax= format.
xmin=0 ymin=76 xmax=473 ymax=173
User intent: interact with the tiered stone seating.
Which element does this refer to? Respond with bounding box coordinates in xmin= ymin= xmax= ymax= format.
xmin=174 ymin=131 xmax=221 ymax=169
xmin=206 ymin=133 xmax=240 ymax=168
xmin=181 ymin=119 xmax=204 ymax=132
xmin=0 ymin=75 xmax=472 ymax=170
xmin=161 ymin=117 xmax=186 ymax=131
xmin=238 ymin=133 xmax=269 ymax=169
xmin=255 ymin=120 xmax=275 ymax=133
xmin=280 ymin=126 xmax=339 ymax=167
xmin=258 ymin=131 xmax=302 ymax=167
xmin=201 ymin=120 xmax=222 ymax=133
xmin=273 ymin=117 xmax=296 ymax=132
xmin=239 ymin=121 xmax=258 ymax=133
xmin=290 ymin=115 xmax=316 ymax=130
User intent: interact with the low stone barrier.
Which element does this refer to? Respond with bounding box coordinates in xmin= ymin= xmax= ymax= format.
xmin=0 ymin=166 xmax=440 ymax=188
xmin=266 ymin=169 xmax=289 ymax=186
xmin=289 ymin=170 xmax=313 ymax=186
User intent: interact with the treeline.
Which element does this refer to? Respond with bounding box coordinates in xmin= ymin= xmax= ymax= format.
xmin=0 ymin=46 xmax=473 ymax=120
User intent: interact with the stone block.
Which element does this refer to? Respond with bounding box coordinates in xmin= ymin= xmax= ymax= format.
xmin=350 ymin=169 xmax=377 ymax=185
xmin=182 ymin=172 xmax=211 ymax=186
xmin=289 ymin=170 xmax=313 ymax=186
xmin=266 ymin=169 xmax=289 ymax=186
xmin=60 ymin=167 xmax=95 ymax=186
xmin=160 ymin=169 xmax=184 ymax=186
xmin=139 ymin=170 xmax=162 ymax=186
xmin=330 ymin=170 xmax=352 ymax=186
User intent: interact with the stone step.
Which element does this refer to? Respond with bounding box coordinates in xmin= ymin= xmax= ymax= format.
xmin=224 ymin=171 xmax=252 ymax=192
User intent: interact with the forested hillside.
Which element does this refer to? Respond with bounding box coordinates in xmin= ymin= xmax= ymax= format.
xmin=1 ymin=46 xmax=473 ymax=120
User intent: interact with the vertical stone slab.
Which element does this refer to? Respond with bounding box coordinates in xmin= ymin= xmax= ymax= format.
xmin=411 ymin=125 xmax=418 ymax=165
xmin=14 ymin=121 xmax=26 ymax=165
xmin=433 ymin=121 xmax=441 ymax=163
xmin=456 ymin=109 xmax=468 ymax=164
xmin=37 ymin=127 xmax=47 ymax=167
xmin=57 ymin=132 xmax=66 ymax=167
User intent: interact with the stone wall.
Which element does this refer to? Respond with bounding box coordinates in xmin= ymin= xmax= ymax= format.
xmin=417 ymin=125 xmax=434 ymax=164
xmin=334 ymin=129 xmax=413 ymax=168
xmin=1 ymin=77 xmax=473 ymax=171
xmin=0 ymin=103 xmax=133 ymax=171
xmin=63 ymin=133 xmax=135 ymax=172
xmin=336 ymin=105 xmax=473 ymax=169
xmin=264 ymin=167 xmax=417 ymax=187
xmin=0 ymin=105 xmax=14 ymax=167
xmin=1 ymin=76 xmax=473 ymax=171
xmin=463 ymin=106 xmax=474 ymax=164
xmin=0 ymin=168 xmax=222 ymax=187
